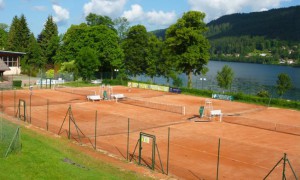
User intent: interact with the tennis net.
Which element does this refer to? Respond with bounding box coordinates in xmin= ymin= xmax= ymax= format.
xmin=55 ymin=87 xmax=96 ymax=96
xmin=223 ymin=117 xmax=300 ymax=136
xmin=120 ymin=97 xmax=185 ymax=115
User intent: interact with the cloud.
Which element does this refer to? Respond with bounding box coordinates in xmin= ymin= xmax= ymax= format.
xmin=122 ymin=4 xmax=177 ymax=28
xmin=83 ymin=0 xmax=127 ymax=18
xmin=52 ymin=4 xmax=70 ymax=25
xmin=188 ymin=0 xmax=288 ymax=21
xmin=146 ymin=10 xmax=177 ymax=26
xmin=122 ymin=4 xmax=144 ymax=22
xmin=0 ymin=0 xmax=4 ymax=9
xmin=32 ymin=5 xmax=47 ymax=12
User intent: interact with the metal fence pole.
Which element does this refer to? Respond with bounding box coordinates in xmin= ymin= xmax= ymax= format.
xmin=68 ymin=105 xmax=71 ymax=139
xmin=94 ymin=110 xmax=97 ymax=150
xmin=46 ymin=99 xmax=49 ymax=131
xmin=14 ymin=91 xmax=16 ymax=116
xmin=282 ymin=153 xmax=286 ymax=180
xmin=216 ymin=138 xmax=221 ymax=180
xmin=167 ymin=127 xmax=170 ymax=175
xmin=29 ymin=93 xmax=31 ymax=123
xmin=1 ymin=88 xmax=3 ymax=113
xmin=127 ymin=118 xmax=130 ymax=161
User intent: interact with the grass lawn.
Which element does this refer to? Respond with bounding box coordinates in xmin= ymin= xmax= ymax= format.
xmin=0 ymin=122 xmax=152 ymax=180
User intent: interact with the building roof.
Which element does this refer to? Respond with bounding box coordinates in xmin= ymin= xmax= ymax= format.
xmin=0 ymin=59 xmax=10 ymax=71
xmin=0 ymin=50 xmax=26 ymax=55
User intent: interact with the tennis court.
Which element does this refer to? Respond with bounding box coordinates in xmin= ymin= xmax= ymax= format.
xmin=1 ymin=86 xmax=300 ymax=179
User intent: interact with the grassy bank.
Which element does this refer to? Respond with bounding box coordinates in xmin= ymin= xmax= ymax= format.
xmin=0 ymin=120 xmax=151 ymax=180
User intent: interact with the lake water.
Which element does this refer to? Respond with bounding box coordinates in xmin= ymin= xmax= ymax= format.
xmin=136 ymin=61 xmax=300 ymax=101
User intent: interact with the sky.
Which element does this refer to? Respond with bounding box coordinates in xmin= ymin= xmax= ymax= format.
xmin=0 ymin=0 xmax=299 ymax=36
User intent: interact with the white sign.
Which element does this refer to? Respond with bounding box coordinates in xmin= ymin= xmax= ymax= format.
xmin=141 ymin=136 xmax=150 ymax=144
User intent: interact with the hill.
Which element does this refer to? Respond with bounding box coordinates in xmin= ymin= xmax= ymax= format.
xmin=151 ymin=6 xmax=300 ymax=65
xmin=206 ymin=6 xmax=300 ymax=41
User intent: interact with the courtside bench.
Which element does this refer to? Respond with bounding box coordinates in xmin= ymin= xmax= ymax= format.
xmin=210 ymin=109 xmax=223 ymax=122
xmin=87 ymin=95 xmax=101 ymax=101
xmin=111 ymin=94 xmax=126 ymax=102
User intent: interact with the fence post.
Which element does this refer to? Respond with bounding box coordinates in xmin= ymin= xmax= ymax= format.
xmin=127 ymin=118 xmax=130 ymax=161
xmin=14 ymin=90 xmax=16 ymax=116
xmin=282 ymin=153 xmax=286 ymax=180
xmin=68 ymin=105 xmax=71 ymax=139
xmin=216 ymin=138 xmax=221 ymax=180
xmin=94 ymin=110 xmax=97 ymax=150
xmin=46 ymin=99 xmax=49 ymax=131
xmin=167 ymin=127 xmax=170 ymax=175
xmin=29 ymin=93 xmax=32 ymax=124
xmin=1 ymin=88 xmax=3 ymax=113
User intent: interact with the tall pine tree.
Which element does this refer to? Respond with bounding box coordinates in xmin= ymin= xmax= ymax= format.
xmin=38 ymin=16 xmax=59 ymax=69
xmin=7 ymin=15 xmax=30 ymax=52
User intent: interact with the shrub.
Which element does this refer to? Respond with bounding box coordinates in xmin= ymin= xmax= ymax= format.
xmin=12 ymin=80 xmax=22 ymax=88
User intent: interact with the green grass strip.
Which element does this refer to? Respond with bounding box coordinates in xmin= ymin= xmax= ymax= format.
xmin=0 ymin=123 xmax=152 ymax=180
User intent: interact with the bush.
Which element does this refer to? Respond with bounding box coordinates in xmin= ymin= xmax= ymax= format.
xmin=12 ymin=80 xmax=22 ymax=88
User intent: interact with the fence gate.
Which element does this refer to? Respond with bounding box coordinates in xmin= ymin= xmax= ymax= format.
xmin=18 ymin=99 xmax=26 ymax=121
xmin=139 ymin=132 xmax=156 ymax=170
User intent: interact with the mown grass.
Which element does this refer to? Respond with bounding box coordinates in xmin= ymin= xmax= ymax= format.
xmin=0 ymin=122 xmax=151 ymax=180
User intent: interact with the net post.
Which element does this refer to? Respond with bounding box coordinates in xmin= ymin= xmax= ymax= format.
xmin=127 ymin=118 xmax=130 ymax=161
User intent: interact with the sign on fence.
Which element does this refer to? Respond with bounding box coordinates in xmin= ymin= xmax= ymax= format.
xmin=212 ymin=94 xmax=233 ymax=101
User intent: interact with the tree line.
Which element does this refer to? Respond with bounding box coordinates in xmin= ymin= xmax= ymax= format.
xmin=0 ymin=11 xmax=210 ymax=88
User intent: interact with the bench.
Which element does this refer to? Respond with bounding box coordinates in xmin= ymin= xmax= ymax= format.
xmin=111 ymin=94 xmax=125 ymax=102
xmin=210 ymin=110 xmax=223 ymax=122
xmin=87 ymin=95 xmax=101 ymax=101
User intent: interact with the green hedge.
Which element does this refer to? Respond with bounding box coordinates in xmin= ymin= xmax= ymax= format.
xmin=180 ymin=88 xmax=299 ymax=110
xmin=12 ymin=80 xmax=22 ymax=88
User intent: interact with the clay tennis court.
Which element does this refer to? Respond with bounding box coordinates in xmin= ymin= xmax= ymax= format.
xmin=1 ymin=86 xmax=300 ymax=179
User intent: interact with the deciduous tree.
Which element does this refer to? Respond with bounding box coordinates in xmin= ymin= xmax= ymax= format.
xmin=216 ymin=65 xmax=234 ymax=91
xmin=165 ymin=11 xmax=210 ymax=88
xmin=122 ymin=25 xmax=148 ymax=76
xmin=276 ymin=73 xmax=292 ymax=98
xmin=75 ymin=47 xmax=99 ymax=81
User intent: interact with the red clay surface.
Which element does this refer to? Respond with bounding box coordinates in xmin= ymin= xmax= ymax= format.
xmin=2 ymin=86 xmax=300 ymax=179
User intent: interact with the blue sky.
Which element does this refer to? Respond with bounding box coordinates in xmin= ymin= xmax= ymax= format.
xmin=0 ymin=0 xmax=299 ymax=36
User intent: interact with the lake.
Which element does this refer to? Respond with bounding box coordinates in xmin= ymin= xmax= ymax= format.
xmin=135 ymin=61 xmax=300 ymax=101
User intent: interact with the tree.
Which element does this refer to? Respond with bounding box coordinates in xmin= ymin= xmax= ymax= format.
xmin=165 ymin=11 xmax=210 ymax=88
xmin=86 ymin=13 xmax=115 ymax=30
xmin=0 ymin=28 xmax=7 ymax=49
xmin=59 ymin=23 xmax=123 ymax=79
xmin=38 ymin=16 xmax=59 ymax=68
xmin=75 ymin=47 xmax=100 ymax=81
xmin=276 ymin=73 xmax=292 ymax=98
xmin=122 ymin=25 xmax=148 ymax=76
xmin=7 ymin=15 xmax=30 ymax=52
xmin=21 ymin=33 xmax=43 ymax=74
xmin=216 ymin=65 xmax=234 ymax=91
xmin=145 ymin=33 xmax=163 ymax=82
xmin=113 ymin=17 xmax=130 ymax=42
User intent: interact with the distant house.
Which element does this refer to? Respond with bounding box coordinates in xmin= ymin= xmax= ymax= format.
xmin=0 ymin=59 xmax=10 ymax=77
xmin=0 ymin=50 xmax=26 ymax=76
